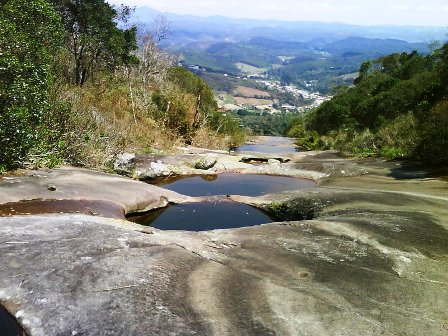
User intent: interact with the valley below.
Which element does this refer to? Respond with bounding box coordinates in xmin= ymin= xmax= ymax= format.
xmin=1 ymin=137 xmax=447 ymax=335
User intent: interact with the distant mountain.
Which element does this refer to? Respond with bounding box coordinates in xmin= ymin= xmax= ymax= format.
xmin=131 ymin=6 xmax=445 ymax=94
xmin=322 ymin=38 xmax=429 ymax=56
xmin=132 ymin=6 xmax=447 ymax=44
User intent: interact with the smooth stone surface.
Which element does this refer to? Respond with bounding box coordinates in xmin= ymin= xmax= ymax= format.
xmin=0 ymin=167 xmax=187 ymax=215
xmin=1 ymin=146 xmax=448 ymax=336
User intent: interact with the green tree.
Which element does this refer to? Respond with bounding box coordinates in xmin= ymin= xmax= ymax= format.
xmin=168 ymin=67 xmax=218 ymax=129
xmin=354 ymin=61 xmax=371 ymax=84
xmin=49 ymin=0 xmax=138 ymax=85
xmin=0 ymin=0 xmax=63 ymax=170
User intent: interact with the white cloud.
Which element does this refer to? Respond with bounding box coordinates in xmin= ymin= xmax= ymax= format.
xmin=390 ymin=4 xmax=409 ymax=11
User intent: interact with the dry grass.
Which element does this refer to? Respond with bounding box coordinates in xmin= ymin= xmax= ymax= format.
xmin=51 ymin=68 xmax=239 ymax=169
xmin=233 ymin=86 xmax=270 ymax=98
xmin=191 ymin=127 xmax=230 ymax=150
xmin=51 ymin=76 xmax=185 ymax=169
xmin=234 ymin=97 xmax=273 ymax=105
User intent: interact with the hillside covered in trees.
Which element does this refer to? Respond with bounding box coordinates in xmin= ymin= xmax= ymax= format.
xmin=287 ymin=43 xmax=448 ymax=164
xmin=0 ymin=0 xmax=244 ymax=172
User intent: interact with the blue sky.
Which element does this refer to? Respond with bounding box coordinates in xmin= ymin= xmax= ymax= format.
xmin=107 ymin=0 xmax=448 ymax=26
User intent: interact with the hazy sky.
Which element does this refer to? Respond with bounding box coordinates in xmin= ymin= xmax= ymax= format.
xmin=107 ymin=0 xmax=448 ymax=26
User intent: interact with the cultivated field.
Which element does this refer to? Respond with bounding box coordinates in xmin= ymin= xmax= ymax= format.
xmin=235 ymin=62 xmax=267 ymax=76
xmin=233 ymin=86 xmax=271 ymax=98
xmin=234 ymin=97 xmax=273 ymax=105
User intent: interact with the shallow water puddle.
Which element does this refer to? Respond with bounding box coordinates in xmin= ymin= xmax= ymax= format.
xmin=236 ymin=144 xmax=298 ymax=153
xmin=153 ymin=173 xmax=315 ymax=197
xmin=129 ymin=199 xmax=275 ymax=231
xmin=0 ymin=199 xmax=125 ymax=219
xmin=145 ymin=173 xmax=314 ymax=231
xmin=236 ymin=136 xmax=298 ymax=153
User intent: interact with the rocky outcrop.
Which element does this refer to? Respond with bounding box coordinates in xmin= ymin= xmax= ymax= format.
xmin=113 ymin=153 xmax=136 ymax=176
xmin=0 ymin=149 xmax=447 ymax=335
xmin=0 ymin=166 xmax=188 ymax=216
xmin=194 ymin=156 xmax=217 ymax=170
xmin=240 ymin=156 xmax=290 ymax=164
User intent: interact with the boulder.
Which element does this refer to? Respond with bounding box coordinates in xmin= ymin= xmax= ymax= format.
xmin=134 ymin=160 xmax=173 ymax=180
xmin=194 ymin=156 xmax=218 ymax=170
xmin=114 ymin=153 xmax=136 ymax=175
xmin=267 ymin=159 xmax=281 ymax=165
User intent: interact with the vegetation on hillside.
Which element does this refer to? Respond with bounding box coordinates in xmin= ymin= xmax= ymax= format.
xmin=0 ymin=0 xmax=63 ymax=169
xmin=235 ymin=111 xmax=298 ymax=136
xmin=175 ymin=37 xmax=429 ymax=94
xmin=287 ymin=44 xmax=448 ymax=163
xmin=0 ymin=0 xmax=244 ymax=172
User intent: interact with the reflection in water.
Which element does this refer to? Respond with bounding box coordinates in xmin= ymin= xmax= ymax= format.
xmin=200 ymin=174 xmax=218 ymax=181
xmin=153 ymin=173 xmax=315 ymax=197
xmin=236 ymin=136 xmax=298 ymax=153
xmin=130 ymin=199 xmax=276 ymax=231
xmin=237 ymin=144 xmax=298 ymax=153
xmin=0 ymin=199 xmax=124 ymax=219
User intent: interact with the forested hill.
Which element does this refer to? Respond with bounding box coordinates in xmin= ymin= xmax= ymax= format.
xmin=287 ymin=43 xmax=448 ymax=164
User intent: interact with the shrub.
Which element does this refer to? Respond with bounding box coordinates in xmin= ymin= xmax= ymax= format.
xmin=0 ymin=0 xmax=62 ymax=169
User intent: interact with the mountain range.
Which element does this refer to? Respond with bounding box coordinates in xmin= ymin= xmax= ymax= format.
xmin=132 ymin=6 xmax=447 ymax=44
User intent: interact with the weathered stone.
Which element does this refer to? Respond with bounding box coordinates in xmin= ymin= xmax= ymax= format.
xmin=267 ymin=158 xmax=281 ymax=165
xmin=113 ymin=153 xmax=136 ymax=175
xmin=0 ymin=166 xmax=187 ymax=214
xmin=133 ymin=160 xmax=174 ymax=180
xmin=1 ymin=143 xmax=448 ymax=336
xmin=194 ymin=156 xmax=218 ymax=170
xmin=46 ymin=184 xmax=56 ymax=191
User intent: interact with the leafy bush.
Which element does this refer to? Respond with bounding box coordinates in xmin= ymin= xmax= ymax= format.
xmin=0 ymin=0 xmax=63 ymax=169
xmin=287 ymin=44 xmax=448 ymax=162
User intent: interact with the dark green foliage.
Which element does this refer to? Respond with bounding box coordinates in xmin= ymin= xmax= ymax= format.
xmin=288 ymin=43 xmax=448 ymax=163
xmin=0 ymin=1 xmax=246 ymax=172
xmin=0 ymin=0 xmax=63 ymax=169
xmin=414 ymin=101 xmax=448 ymax=162
xmin=174 ymin=35 xmax=431 ymax=94
xmin=236 ymin=111 xmax=298 ymax=136
xmin=49 ymin=0 xmax=138 ymax=85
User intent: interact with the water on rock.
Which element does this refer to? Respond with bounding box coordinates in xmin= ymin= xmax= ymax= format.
xmin=236 ymin=136 xmax=298 ymax=153
xmin=153 ymin=173 xmax=315 ymax=197
xmin=129 ymin=198 xmax=276 ymax=231
xmin=0 ymin=305 xmax=27 ymax=336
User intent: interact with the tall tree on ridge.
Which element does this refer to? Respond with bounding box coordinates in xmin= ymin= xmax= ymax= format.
xmin=49 ymin=0 xmax=138 ymax=85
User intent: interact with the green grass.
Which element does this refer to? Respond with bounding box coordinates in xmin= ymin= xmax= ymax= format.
xmin=235 ymin=62 xmax=267 ymax=76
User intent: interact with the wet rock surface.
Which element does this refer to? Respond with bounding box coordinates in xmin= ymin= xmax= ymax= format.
xmin=0 ymin=167 xmax=187 ymax=215
xmin=0 ymin=144 xmax=447 ymax=335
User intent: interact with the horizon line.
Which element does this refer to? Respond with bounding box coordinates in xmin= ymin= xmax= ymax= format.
xmin=132 ymin=5 xmax=448 ymax=29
